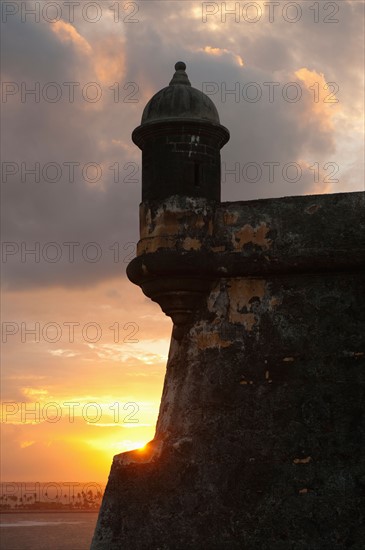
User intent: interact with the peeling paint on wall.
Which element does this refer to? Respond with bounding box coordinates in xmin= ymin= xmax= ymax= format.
xmin=137 ymin=236 xmax=177 ymax=254
xmin=191 ymin=320 xmax=233 ymax=349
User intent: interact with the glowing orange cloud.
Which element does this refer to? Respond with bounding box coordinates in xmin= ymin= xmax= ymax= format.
xmin=51 ymin=22 xmax=125 ymax=85
xmin=201 ymin=46 xmax=244 ymax=67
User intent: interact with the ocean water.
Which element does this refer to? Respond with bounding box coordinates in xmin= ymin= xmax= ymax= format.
xmin=0 ymin=512 xmax=98 ymax=550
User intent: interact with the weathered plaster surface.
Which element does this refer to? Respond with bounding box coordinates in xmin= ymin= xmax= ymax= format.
xmin=92 ymin=192 xmax=365 ymax=550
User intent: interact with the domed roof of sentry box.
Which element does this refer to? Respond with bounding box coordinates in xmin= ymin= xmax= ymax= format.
xmin=140 ymin=61 xmax=221 ymax=125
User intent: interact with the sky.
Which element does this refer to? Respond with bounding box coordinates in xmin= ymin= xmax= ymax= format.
xmin=1 ymin=0 xmax=364 ymax=483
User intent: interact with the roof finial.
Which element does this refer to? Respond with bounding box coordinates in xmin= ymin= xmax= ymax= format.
xmin=169 ymin=61 xmax=191 ymax=86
